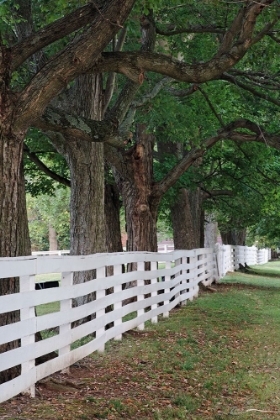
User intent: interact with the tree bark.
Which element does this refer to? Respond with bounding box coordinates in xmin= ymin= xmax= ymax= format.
xmin=49 ymin=225 xmax=58 ymax=251
xmin=171 ymin=188 xmax=204 ymax=250
xmin=104 ymin=181 xmax=124 ymax=277
xmin=105 ymin=182 xmax=123 ymax=253
xmin=0 ymin=134 xmax=31 ymax=383
xmin=50 ymin=74 xmax=106 ymax=307
xmin=114 ymin=124 xmax=159 ymax=252
xmin=68 ymin=142 xmax=105 ymax=257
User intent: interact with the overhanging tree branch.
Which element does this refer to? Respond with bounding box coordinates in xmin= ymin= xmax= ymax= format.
xmin=11 ymin=2 xmax=104 ymax=71
xmin=221 ymin=73 xmax=280 ymax=106
xmin=154 ymin=117 xmax=280 ymax=198
xmin=156 ymin=24 xmax=225 ymax=36
xmin=34 ymin=106 xmax=128 ymax=148
xmin=13 ymin=0 xmax=276 ymax=131
xmin=24 ymin=144 xmax=70 ymax=187
xmin=14 ymin=0 xmax=135 ymax=130
xmin=198 ymin=87 xmax=225 ymax=127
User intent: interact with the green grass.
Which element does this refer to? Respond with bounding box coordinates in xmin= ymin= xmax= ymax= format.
xmin=249 ymin=260 xmax=280 ymax=276
xmin=36 ymin=301 xmax=60 ymax=316
xmin=35 ymin=272 xmax=61 ymax=283
xmin=35 ymin=273 xmax=61 ymax=317
xmin=223 ymin=260 xmax=280 ymax=288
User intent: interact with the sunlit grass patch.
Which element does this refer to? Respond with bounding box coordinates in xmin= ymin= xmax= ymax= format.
xmin=35 ymin=272 xmax=61 ymax=283
xmin=222 ymin=271 xmax=280 ymax=288
xmin=36 ymin=301 xmax=60 ymax=316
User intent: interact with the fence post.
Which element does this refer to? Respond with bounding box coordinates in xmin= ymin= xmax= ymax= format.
xmin=137 ymin=261 xmax=145 ymax=330
xmin=163 ymin=261 xmax=170 ymax=318
xmin=20 ymin=274 xmax=36 ymax=398
xmin=114 ymin=264 xmax=122 ymax=341
xmin=151 ymin=261 xmax=158 ymax=323
xmin=96 ymin=266 xmax=106 ymax=352
xmin=214 ymin=244 xmax=221 ymax=280
xmin=174 ymin=257 xmax=181 ymax=301
xmin=180 ymin=256 xmax=187 ymax=306
xmin=188 ymin=250 xmax=196 ymax=300
xmin=59 ymin=271 xmax=73 ymax=373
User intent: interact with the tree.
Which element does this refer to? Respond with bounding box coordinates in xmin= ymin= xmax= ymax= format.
xmin=17 ymin=1 xmax=280 ymax=255
xmin=27 ymin=188 xmax=70 ymax=251
xmin=0 ymin=0 xmax=136 ymax=383
xmin=0 ymin=0 xmax=279 ymax=382
xmin=197 ymin=138 xmax=280 ymax=245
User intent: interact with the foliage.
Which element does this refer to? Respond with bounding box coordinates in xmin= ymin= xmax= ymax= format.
xmin=4 ymin=0 xmax=280 ymax=249
xmin=203 ymin=141 xmax=280 ymax=228
xmin=27 ymin=187 xmax=70 ymax=251
xmin=24 ymin=129 xmax=70 ymax=196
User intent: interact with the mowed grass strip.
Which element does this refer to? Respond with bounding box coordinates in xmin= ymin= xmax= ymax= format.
xmin=2 ymin=262 xmax=280 ymax=419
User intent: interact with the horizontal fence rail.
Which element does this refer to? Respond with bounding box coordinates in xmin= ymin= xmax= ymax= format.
xmin=215 ymin=244 xmax=271 ymax=278
xmin=0 ymin=245 xmax=270 ymax=402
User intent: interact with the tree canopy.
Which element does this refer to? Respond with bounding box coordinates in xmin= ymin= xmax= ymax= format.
xmin=6 ymin=0 xmax=280 ymax=251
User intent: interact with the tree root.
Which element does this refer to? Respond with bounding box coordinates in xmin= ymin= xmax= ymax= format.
xmin=38 ymin=377 xmax=84 ymax=393
xmin=229 ymin=407 xmax=280 ymax=415
xmin=199 ymin=281 xmax=217 ymax=293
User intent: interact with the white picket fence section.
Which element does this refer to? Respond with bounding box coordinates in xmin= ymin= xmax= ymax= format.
xmin=0 ymin=248 xmax=215 ymax=403
xmin=0 ymin=245 xmax=271 ymax=403
xmin=215 ymin=244 xmax=271 ymax=278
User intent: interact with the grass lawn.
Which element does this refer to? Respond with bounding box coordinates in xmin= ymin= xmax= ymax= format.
xmin=2 ymin=261 xmax=280 ymax=419
xmin=35 ymin=273 xmax=61 ymax=316
xmin=223 ymin=260 xmax=280 ymax=288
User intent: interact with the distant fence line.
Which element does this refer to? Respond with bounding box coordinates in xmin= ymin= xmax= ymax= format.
xmin=215 ymin=244 xmax=271 ymax=278
xmin=0 ymin=245 xmax=270 ymax=402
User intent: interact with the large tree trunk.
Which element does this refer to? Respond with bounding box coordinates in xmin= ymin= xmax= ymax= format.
xmin=104 ymin=181 xmax=124 ymax=279
xmin=171 ymin=188 xmax=204 ymax=250
xmin=115 ymin=124 xmax=159 ymax=252
xmin=105 ymin=182 xmax=123 ymax=253
xmin=68 ymin=142 xmax=105 ymax=257
xmin=124 ymin=184 xmax=158 ymax=252
xmin=0 ymin=135 xmax=31 ymax=383
xmin=51 ymin=74 xmax=106 ymax=307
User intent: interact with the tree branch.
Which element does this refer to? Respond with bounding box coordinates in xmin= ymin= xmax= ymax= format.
xmin=11 ymin=2 xmax=103 ymax=71
xmin=156 ymin=25 xmax=225 ymax=36
xmin=198 ymin=87 xmax=225 ymax=127
xmin=153 ymin=116 xmax=280 ymax=198
xmin=154 ymin=133 xmax=225 ymax=198
xmin=34 ymin=106 xmax=128 ymax=148
xmin=13 ymin=0 xmax=135 ymax=130
xmin=107 ymin=10 xmax=157 ymax=125
xmin=121 ymin=77 xmax=173 ymax=131
xmin=24 ymin=144 xmax=70 ymax=187
xmin=13 ymin=0 xmax=274 ymax=131
xmin=165 ymin=83 xmax=199 ymax=97
xmin=202 ymin=189 xmax=234 ymax=200
xmin=221 ymin=73 xmax=280 ymax=106
xmin=103 ymin=27 xmax=128 ymax=114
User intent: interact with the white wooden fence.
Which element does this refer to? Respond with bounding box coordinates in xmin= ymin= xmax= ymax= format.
xmin=0 ymin=245 xmax=270 ymax=403
xmin=0 ymin=248 xmax=215 ymax=403
xmin=215 ymin=244 xmax=271 ymax=278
